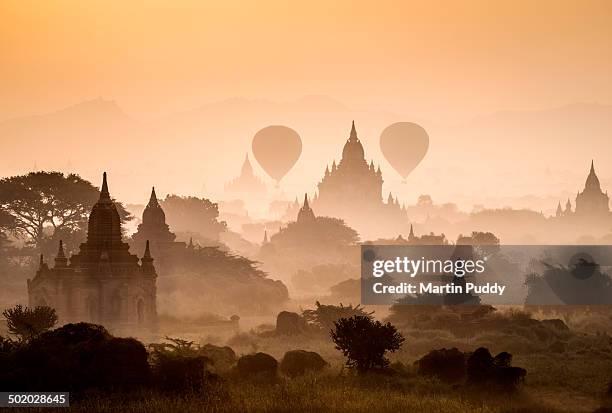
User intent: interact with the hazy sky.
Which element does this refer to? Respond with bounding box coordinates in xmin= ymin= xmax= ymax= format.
xmin=2 ymin=0 xmax=612 ymax=121
xmin=2 ymin=1 xmax=612 ymax=216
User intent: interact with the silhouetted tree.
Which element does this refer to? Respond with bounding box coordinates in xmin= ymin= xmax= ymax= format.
xmin=457 ymin=231 xmax=501 ymax=256
xmin=331 ymin=315 xmax=404 ymax=373
xmin=2 ymin=305 xmax=58 ymax=342
xmin=158 ymin=245 xmax=289 ymax=315
xmin=470 ymin=231 xmax=500 ymax=246
xmin=525 ymin=260 xmax=612 ymax=305
xmin=160 ymin=195 xmax=226 ymax=241
xmin=271 ymin=216 xmax=359 ymax=249
xmin=0 ymin=172 xmax=131 ymax=253
xmin=417 ymin=194 xmax=433 ymax=207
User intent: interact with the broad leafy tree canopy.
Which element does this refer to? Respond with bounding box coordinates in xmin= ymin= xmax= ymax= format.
xmin=0 ymin=172 xmax=131 ymax=251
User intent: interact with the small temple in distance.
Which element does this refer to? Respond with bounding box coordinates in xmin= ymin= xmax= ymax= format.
xmin=296 ymin=193 xmax=316 ymax=223
xmin=555 ymin=161 xmax=610 ymax=219
xmin=28 ymin=173 xmax=158 ymax=334
xmin=225 ymin=153 xmax=267 ymax=199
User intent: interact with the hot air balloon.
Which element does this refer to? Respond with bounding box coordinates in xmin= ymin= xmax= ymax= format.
xmin=252 ymin=125 xmax=302 ymax=185
xmin=380 ymin=122 xmax=429 ymax=182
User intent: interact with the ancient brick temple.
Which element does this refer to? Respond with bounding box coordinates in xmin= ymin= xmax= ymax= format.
xmin=27 ymin=173 xmax=157 ymax=333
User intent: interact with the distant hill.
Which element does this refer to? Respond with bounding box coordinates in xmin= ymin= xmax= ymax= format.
xmin=425 ymin=102 xmax=612 ymax=210
xmin=1 ymin=98 xmax=612 ymax=212
xmin=0 ymin=96 xmax=402 ymax=203
xmin=456 ymin=102 xmax=612 ymax=161
xmin=0 ymin=98 xmax=148 ymax=171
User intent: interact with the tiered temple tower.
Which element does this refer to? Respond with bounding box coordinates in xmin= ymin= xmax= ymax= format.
xmin=130 ymin=187 xmax=186 ymax=274
xmin=575 ymin=161 xmax=609 ymax=216
xmin=313 ymin=121 xmax=408 ymax=237
xmin=555 ymin=161 xmax=610 ymax=219
xmin=132 ymin=187 xmax=176 ymax=247
xmin=316 ymin=122 xmax=384 ymax=208
xmin=28 ymin=173 xmax=158 ymax=333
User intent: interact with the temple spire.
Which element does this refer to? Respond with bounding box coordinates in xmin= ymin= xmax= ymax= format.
xmin=584 ymin=159 xmax=601 ymax=191
xmin=409 ymin=224 xmax=415 ymax=240
xmin=241 ymin=153 xmax=254 ymax=176
xmin=350 ymin=120 xmax=357 ymax=140
xmin=556 ymin=201 xmax=563 ymax=217
xmin=141 ymin=240 xmax=155 ymax=274
xmin=54 ymin=240 xmax=68 ymax=268
xmin=38 ymin=253 xmax=49 ymax=272
xmin=297 ymin=193 xmax=315 ymax=222
xmin=57 ymin=240 xmax=66 ymax=259
xmin=149 ymin=187 xmax=159 ymax=206
xmin=144 ymin=240 xmax=151 ymax=258
xmin=100 ymin=172 xmax=110 ymax=201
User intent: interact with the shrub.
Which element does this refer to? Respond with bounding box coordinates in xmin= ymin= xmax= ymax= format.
xmin=235 ymin=352 xmax=278 ymax=379
xmin=466 ymin=347 xmax=526 ymax=392
xmin=331 ymin=315 xmax=404 ymax=373
xmin=2 ymin=305 xmax=58 ymax=342
xmin=149 ymin=337 xmax=219 ymax=393
xmin=76 ymin=336 xmax=151 ymax=391
xmin=280 ymin=350 xmax=328 ymax=377
xmin=416 ymin=348 xmax=466 ymax=383
xmin=152 ymin=352 xmax=214 ymax=393
xmin=276 ymin=311 xmax=308 ymax=336
xmin=199 ymin=344 xmax=237 ymax=373
xmin=0 ymin=323 xmax=150 ymax=393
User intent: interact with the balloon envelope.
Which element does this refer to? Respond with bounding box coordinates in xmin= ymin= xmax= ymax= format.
xmin=379 ymin=122 xmax=429 ymax=179
xmin=252 ymin=125 xmax=302 ymax=183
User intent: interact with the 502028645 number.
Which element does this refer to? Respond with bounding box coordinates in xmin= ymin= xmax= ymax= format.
xmin=0 ymin=392 xmax=69 ymax=407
